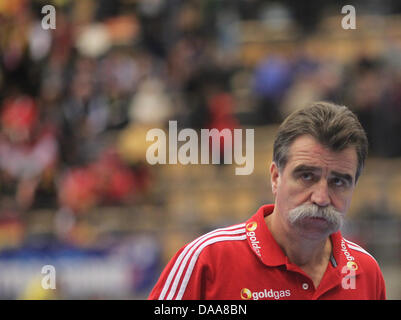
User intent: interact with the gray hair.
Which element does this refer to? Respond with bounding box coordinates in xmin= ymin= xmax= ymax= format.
xmin=273 ymin=101 xmax=368 ymax=181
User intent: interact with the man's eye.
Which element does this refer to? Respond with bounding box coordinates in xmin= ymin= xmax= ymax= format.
xmin=332 ymin=177 xmax=345 ymax=187
xmin=301 ymin=173 xmax=313 ymax=181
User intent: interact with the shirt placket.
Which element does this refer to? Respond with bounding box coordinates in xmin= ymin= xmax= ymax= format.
xmin=285 ymin=261 xmax=316 ymax=299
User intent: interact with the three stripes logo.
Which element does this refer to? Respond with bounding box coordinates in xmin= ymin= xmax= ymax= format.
xmin=158 ymin=223 xmax=247 ymax=299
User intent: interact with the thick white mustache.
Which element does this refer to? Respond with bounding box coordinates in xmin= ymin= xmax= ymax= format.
xmin=288 ymin=203 xmax=343 ymax=231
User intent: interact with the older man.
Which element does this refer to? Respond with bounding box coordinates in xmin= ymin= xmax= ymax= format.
xmin=149 ymin=101 xmax=386 ymax=300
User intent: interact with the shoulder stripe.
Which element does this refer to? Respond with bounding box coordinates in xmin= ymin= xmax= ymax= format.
xmin=158 ymin=223 xmax=246 ymax=300
xmin=175 ymin=234 xmax=247 ymax=300
xmin=344 ymin=239 xmax=376 ymax=261
xmin=166 ymin=229 xmax=246 ymax=300
xmin=163 ymin=225 xmax=246 ymax=300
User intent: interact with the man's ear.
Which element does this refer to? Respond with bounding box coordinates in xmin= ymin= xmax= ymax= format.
xmin=270 ymin=162 xmax=280 ymax=197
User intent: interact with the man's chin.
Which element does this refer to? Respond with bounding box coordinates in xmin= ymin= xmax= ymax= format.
xmin=292 ymin=218 xmax=341 ymax=239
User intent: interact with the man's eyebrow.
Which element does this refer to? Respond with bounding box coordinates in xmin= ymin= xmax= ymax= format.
xmin=292 ymin=165 xmax=354 ymax=183
xmin=292 ymin=165 xmax=321 ymax=173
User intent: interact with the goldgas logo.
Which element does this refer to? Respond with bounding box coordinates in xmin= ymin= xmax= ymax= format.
xmin=240 ymin=288 xmax=291 ymax=300
xmin=240 ymin=288 xmax=252 ymax=300
xmin=347 ymin=261 xmax=358 ymax=271
xmin=340 ymin=239 xmax=355 ymax=261
xmin=246 ymin=221 xmax=257 ymax=231
xmin=246 ymin=222 xmax=261 ymax=257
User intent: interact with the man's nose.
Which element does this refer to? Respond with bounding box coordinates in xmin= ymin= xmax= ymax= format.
xmin=311 ymin=179 xmax=331 ymax=207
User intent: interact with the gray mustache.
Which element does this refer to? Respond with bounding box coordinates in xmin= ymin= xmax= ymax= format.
xmin=288 ymin=203 xmax=343 ymax=228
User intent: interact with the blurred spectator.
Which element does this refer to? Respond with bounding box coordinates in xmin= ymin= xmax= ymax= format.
xmin=58 ymin=167 xmax=99 ymax=214
xmin=58 ymin=148 xmax=145 ymax=215
xmin=252 ymin=55 xmax=293 ymax=124
xmin=0 ymin=95 xmax=58 ymax=210
xmin=0 ymin=212 xmax=24 ymax=250
xmin=128 ymin=77 xmax=173 ymax=125
xmin=206 ymin=91 xmax=238 ymax=164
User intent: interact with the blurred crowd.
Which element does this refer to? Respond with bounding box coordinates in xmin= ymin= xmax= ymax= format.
xmin=1 ymin=0 xmax=401 ymax=297
xmin=1 ymin=0 xmax=401 ymax=211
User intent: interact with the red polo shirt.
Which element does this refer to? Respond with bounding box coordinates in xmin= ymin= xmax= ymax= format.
xmin=149 ymin=204 xmax=386 ymax=300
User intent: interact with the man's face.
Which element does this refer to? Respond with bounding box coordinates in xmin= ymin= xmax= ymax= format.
xmin=270 ymin=135 xmax=358 ymax=239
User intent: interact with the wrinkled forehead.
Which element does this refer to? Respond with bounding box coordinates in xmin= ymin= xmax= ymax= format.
xmin=286 ymin=135 xmax=358 ymax=177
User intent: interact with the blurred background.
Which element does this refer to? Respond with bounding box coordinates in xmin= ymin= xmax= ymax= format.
xmin=0 ymin=0 xmax=400 ymax=299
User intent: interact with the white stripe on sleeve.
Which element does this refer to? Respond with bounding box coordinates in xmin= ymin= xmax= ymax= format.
xmin=175 ymin=234 xmax=247 ymax=300
xmin=158 ymin=223 xmax=245 ymax=300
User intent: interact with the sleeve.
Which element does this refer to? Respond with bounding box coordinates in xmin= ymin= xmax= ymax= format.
xmin=148 ymin=245 xmax=211 ymax=300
